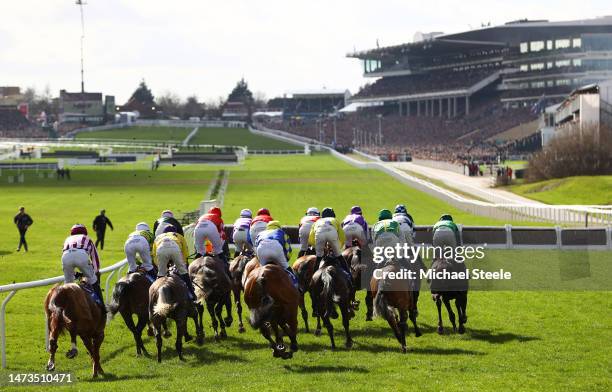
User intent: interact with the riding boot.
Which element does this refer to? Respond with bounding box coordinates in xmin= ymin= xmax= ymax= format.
xmin=297 ymin=250 xmax=306 ymax=258
xmin=146 ymin=268 xmax=157 ymax=281
xmin=285 ymin=267 xmax=299 ymax=291
xmin=316 ymin=256 xmax=323 ymax=269
xmin=179 ymin=273 xmax=196 ymax=301
xmin=92 ymin=282 xmax=106 ymax=315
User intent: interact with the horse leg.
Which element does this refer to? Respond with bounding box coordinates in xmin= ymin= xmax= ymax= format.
xmin=398 ymin=310 xmax=409 ymax=353
xmin=223 ymin=292 xmax=233 ymax=328
xmin=92 ymin=332 xmax=105 ymax=376
xmin=206 ymin=301 xmax=220 ymax=340
xmin=135 ymin=314 xmax=149 ymax=356
xmin=234 ymin=287 xmax=246 ymax=333
xmin=272 ymin=321 xmax=291 ymax=360
xmin=340 ymin=303 xmax=353 ymax=349
xmin=281 ymin=317 xmax=299 ymax=353
xmin=66 ymin=330 xmax=78 ymax=359
xmin=154 ymin=320 xmax=163 ymax=363
xmin=46 ymin=322 xmax=60 ymax=371
xmin=120 ymin=311 xmax=141 ymax=356
xmin=322 ymin=315 xmax=336 ymax=349
xmin=80 ymin=336 xmax=97 ymax=377
xmin=443 ymin=296 xmax=457 ymax=332
xmin=457 ymin=293 xmax=468 ymax=334
xmin=365 ymin=290 xmax=374 ymax=321
xmin=215 ymin=300 xmax=227 ymax=339
xmin=259 ymin=322 xmax=282 ymax=358
xmin=299 ymin=293 xmax=310 ymax=333
xmin=435 ymin=295 xmax=444 ymax=334
xmin=193 ymin=304 xmax=204 ymax=345
xmin=175 ymin=317 xmax=186 ymax=361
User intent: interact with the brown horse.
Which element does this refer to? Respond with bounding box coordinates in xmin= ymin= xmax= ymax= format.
xmin=310 ymin=258 xmax=354 ymax=349
xmin=244 ymin=263 xmax=299 ymax=359
xmin=189 ymin=255 xmax=232 ymax=340
xmin=44 ymin=283 xmax=105 ymax=377
xmin=148 ymin=274 xmax=203 ymax=362
xmin=229 ymin=253 xmax=253 ymax=333
xmin=430 ymin=258 xmax=469 ymax=334
xmin=107 ymin=272 xmax=171 ymax=356
xmin=370 ymin=261 xmax=421 ymax=353
xmin=291 ymin=254 xmax=319 ymax=333
xmin=241 ymin=256 xmax=260 ymax=288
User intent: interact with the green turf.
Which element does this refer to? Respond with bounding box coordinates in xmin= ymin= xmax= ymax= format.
xmin=0 ymin=154 xmax=609 ymax=391
xmin=75 ymin=126 xmax=191 ymax=142
xmin=506 ymin=175 xmax=612 ymax=205
xmin=189 ymin=127 xmax=301 ymax=150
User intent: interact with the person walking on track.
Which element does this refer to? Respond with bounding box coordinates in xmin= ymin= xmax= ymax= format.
xmin=14 ymin=206 xmax=33 ymax=252
xmin=92 ymin=209 xmax=114 ymax=250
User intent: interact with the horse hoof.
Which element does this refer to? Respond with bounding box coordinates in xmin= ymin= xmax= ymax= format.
xmin=366 ymin=315 xmax=373 ymax=321
xmin=224 ymin=317 xmax=233 ymax=327
xmin=238 ymin=325 xmax=246 ymax=333
xmin=220 ymin=330 xmax=227 ymax=339
xmin=290 ymin=343 xmax=299 ymax=352
xmin=345 ymin=340 xmax=353 ymax=349
xmin=196 ymin=335 xmax=205 ymax=346
xmin=281 ymin=351 xmax=293 ymax=360
xmin=214 ymin=334 xmax=220 ymax=342
xmin=46 ymin=362 xmax=55 ymax=372
xmin=458 ymin=325 xmax=465 ymax=334
xmin=401 ymin=346 xmax=407 ymax=354
xmin=66 ymin=348 xmax=78 ymax=359
xmin=415 ymin=330 xmax=423 ymax=338
xmin=314 ymin=329 xmax=321 ymax=337
xmin=437 ymin=326 xmax=444 ymax=335
xmin=184 ymin=334 xmax=193 ymax=342
xmin=147 ymin=328 xmax=155 ymax=337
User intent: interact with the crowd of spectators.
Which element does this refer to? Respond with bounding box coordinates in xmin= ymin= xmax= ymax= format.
xmin=356 ymin=67 xmax=499 ymax=98
xmin=0 ymin=108 xmax=46 ymax=138
xmin=269 ymin=94 xmax=537 ymax=164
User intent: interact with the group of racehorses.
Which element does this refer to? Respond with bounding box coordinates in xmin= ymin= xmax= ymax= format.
xmin=43 ymin=242 xmax=468 ymax=377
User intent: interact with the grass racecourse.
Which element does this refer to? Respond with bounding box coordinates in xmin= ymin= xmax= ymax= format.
xmin=507 ymin=175 xmax=612 ymax=205
xmin=0 ymin=152 xmax=610 ymax=391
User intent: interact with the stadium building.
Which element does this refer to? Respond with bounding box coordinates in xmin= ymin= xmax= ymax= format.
xmin=348 ymin=16 xmax=612 ymax=114
xmin=267 ymin=89 xmax=349 ymax=118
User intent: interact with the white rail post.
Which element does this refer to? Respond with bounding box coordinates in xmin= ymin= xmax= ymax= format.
xmin=1 ymin=290 xmax=17 ymax=369
xmin=555 ymin=225 xmax=563 ymax=249
xmin=505 ymin=224 xmax=513 ymax=249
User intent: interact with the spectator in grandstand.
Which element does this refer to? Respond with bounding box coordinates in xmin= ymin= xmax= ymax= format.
xmin=92 ymin=209 xmax=114 ymax=250
xmin=14 ymin=206 xmax=33 ymax=252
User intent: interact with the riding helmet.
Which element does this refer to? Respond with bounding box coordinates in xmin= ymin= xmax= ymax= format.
xmin=394 ymin=204 xmax=407 ymax=215
xmin=378 ymin=209 xmax=392 ymax=221
xmin=350 ymin=205 xmax=362 ymax=215
xmin=136 ymin=222 xmax=150 ymax=231
xmin=306 ymin=207 xmax=320 ymax=216
xmin=266 ymin=220 xmax=282 ymax=230
xmin=240 ymin=208 xmax=252 ymax=218
xmin=440 ymin=214 xmax=453 ymax=222
xmin=321 ymin=207 xmax=335 ymax=218
xmin=161 ymin=210 xmax=174 ymax=218
xmin=257 ymin=208 xmax=271 ymax=216
xmin=208 ymin=206 xmax=222 ymax=217
xmin=70 ymin=224 xmax=88 ymax=236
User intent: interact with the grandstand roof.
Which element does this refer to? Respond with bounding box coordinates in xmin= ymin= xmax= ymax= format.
xmin=60 ymin=90 xmax=102 ymax=102
xmin=289 ymin=89 xmax=349 ymax=98
xmin=349 ymin=16 xmax=612 ymax=59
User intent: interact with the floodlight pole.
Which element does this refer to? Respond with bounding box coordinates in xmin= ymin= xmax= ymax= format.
xmin=76 ymin=1 xmax=87 ymax=93
xmin=377 ymin=114 xmax=383 ymax=145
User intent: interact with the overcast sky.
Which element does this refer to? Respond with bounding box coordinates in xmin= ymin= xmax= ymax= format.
xmin=1 ymin=0 xmax=611 ymax=103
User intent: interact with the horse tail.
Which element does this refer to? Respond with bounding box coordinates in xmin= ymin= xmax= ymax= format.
xmin=153 ymin=285 xmax=176 ymax=317
xmin=373 ymin=280 xmax=394 ymax=320
xmin=248 ymin=274 xmax=274 ymax=329
xmin=47 ymin=290 xmax=71 ymax=337
xmin=106 ymin=280 xmax=129 ymax=321
xmin=321 ymin=268 xmax=337 ymax=319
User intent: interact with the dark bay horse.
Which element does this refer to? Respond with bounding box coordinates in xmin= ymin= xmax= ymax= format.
xmin=342 ymin=244 xmax=375 ymax=320
xmin=148 ymin=274 xmax=203 ymax=362
xmin=189 ymin=255 xmax=232 ymax=340
xmin=291 ymin=254 xmax=319 ymax=333
xmin=44 ymin=283 xmax=105 ymax=377
xmin=229 ymin=253 xmax=253 ymax=333
xmin=107 ymin=272 xmax=171 ymax=356
xmin=310 ymin=258 xmax=354 ymax=349
xmin=370 ymin=261 xmax=421 ymax=353
xmin=430 ymin=258 xmax=469 ymax=334
xmin=244 ymin=263 xmax=299 ymax=359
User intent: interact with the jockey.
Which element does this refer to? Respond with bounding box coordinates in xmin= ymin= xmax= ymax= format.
xmin=297 ymin=207 xmax=319 ymax=258
xmin=61 ymin=224 xmax=104 ymax=307
xmin=194 ymin=207 xmax=227 ymax=261
xmin=232 ymin=209 xmax=253 ymax=257
xmin=248 ymin=208 xmax=273 ymax=246
xmin=153 ymin=210 xmax=184 ymax=237
xmin=152 ymin=225 xmax=195 ymax=300
xmin=432 ymin=214 xmax=461 ymax=250
xmin=341 ymin=205 xmax=369 ymax=248
xmin=254 ymin=220 xmax=298 ymax=284
xmin=124 ymin=222 xmax=156 ymax=279
xmin=372 ymin=209 xmax=404 ymax=264
xmin=308 ymin=207 xmax=350 ymax=274
xmin=392 ymin=204 xmax=416 ymax=245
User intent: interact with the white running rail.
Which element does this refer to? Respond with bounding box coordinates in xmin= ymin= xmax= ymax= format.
xmin=0 ymin=258 xmax=128 ymax=369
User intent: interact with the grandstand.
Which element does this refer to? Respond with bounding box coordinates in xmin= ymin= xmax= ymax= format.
xmin=263 ymin=16 xmax=612 ymax=162
xmin=267 ymin=89 xmax=349 ymax=118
